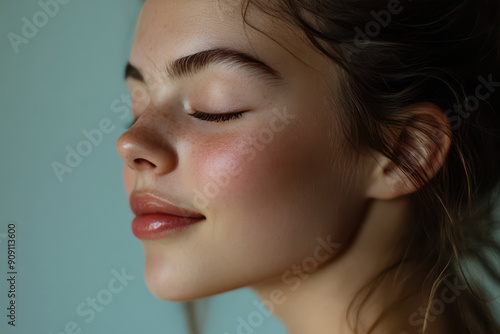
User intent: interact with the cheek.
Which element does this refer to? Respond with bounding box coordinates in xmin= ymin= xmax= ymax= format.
xmin=189 ymin=130 xmax=290 ymax=214
xmin=189 ymin=117 xmax=354 ymax=264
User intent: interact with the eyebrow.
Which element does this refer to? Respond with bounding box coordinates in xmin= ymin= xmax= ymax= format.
xmin=124 ymin=47 xmax=285 ymax=86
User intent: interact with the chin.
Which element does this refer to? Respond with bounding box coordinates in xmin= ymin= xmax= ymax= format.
xmin=144 ymin=277 xmax=197 ymax=302
xmin=142 ymin=249 xmax=218 ymax=302
xmin=142 ymin=250 xmax=255 ymax=302
xmin=143 ymin=251 xmax=194 ymax=301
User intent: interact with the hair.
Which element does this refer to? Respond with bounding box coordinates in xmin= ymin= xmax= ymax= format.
xmin=137 ymin=0 xmax=500 ymax=332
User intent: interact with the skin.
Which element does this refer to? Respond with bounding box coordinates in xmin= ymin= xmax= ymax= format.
xmin=116 ymin=0 xmax=454 ymax=333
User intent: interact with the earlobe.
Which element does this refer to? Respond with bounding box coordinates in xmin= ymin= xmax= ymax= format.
xmin=366 ymin=103 xmax=453 ymax=200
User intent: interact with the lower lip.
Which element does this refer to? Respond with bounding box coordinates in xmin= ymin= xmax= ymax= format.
xmin=132 ymin=214 xmax=205 ymax=240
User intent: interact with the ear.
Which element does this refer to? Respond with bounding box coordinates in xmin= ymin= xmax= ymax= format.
xmin=366 ymin=103 xmax=452 ymax=200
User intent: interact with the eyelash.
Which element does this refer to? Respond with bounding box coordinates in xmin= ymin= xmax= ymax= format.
xmin=188 ymin=111 xmax=245 ymax=122
xmin=125 ymin=111 xmax=245 ymax=129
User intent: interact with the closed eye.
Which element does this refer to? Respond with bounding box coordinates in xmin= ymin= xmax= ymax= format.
xmin=188 ymin=110 xmax=246 ymax=122
xmin=124 ymin=110 xmax=247 ymax=129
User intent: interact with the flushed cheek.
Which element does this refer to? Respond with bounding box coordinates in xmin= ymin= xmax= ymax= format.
xmin=190 ymin=105 xmax=357 ymax=246
xmin=189 ymin=130 xmax=288 ymax=214
xmin=189 ymin=122 xmax=338 ymax=242
xmin=189 ymin=111 xmax=335 ymax=211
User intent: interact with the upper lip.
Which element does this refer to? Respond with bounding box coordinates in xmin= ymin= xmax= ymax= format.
xmin=129 ymin=191 xmax=205 ymax=219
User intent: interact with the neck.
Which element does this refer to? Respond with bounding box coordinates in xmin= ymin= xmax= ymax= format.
xmin=250 ymin=196 xmax=451 ymax=334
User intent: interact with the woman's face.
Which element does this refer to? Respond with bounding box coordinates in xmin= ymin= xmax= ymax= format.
xmin=117 ymin=0 xmax=373 ymax=301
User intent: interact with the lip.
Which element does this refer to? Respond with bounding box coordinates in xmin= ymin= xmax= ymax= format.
xmin=129 ymin=191 xmax=205 ymax=240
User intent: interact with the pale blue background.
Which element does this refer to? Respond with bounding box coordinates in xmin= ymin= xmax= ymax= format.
xmin=0 ymin=1 xmax=287 ymax=333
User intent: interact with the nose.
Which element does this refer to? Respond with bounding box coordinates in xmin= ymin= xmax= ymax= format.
xmin=116 ymin=116 xmax=177 ymax=175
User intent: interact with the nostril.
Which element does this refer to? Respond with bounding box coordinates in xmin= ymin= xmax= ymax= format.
xmin=134 ymin=158 xmax=157 ymax=168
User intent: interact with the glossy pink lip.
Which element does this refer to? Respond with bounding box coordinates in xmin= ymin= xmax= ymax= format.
xmin=129 ymin=192 xmax=205 ymax=240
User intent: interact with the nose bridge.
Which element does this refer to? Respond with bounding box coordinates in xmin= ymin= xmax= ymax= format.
xmin=116 ymin=106 xmax=179 ymax=175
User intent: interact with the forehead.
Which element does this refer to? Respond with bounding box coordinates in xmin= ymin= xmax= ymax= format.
xmin=130 ymin=0 xmax=329 ymax=80
xmin=135 ymin=0 xmax=245 ymax=51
